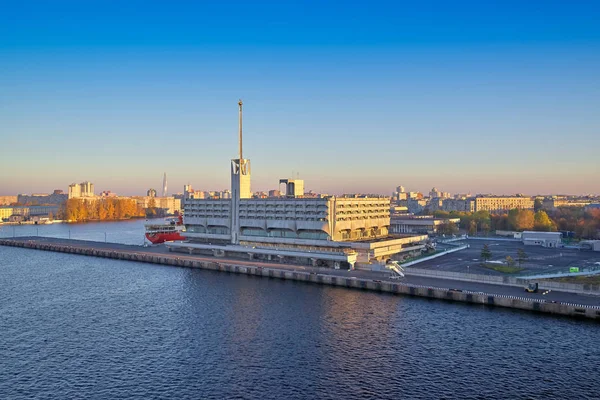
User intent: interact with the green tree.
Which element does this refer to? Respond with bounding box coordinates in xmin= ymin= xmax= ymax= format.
xmin=507 ymin=209 xmax=519 ymax=231
xmin=481 ymin=244 xmax=492 ymax=262
xmin=534 ymin=198 xmax=543 ymax=212
xmin=481 ymin=221 xmax=491 ymax=235
xmin=517 ymin=248 xmax=528 ymax=267
xmin=468 ymin=220 xmax=477 ymax=236
xmin=438 ymin=221 xmax=459 ymax=235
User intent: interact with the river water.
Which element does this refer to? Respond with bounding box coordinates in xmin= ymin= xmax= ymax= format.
xmin=1 ymin=221 xmax=599 ymax=399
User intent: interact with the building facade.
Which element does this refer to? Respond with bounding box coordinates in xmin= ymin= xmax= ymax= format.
xmin=134 ymin=196 xmax=181 ymax=215
xmin=390 ymin=216 xmax=461 ymax=234
xmin=472 ymin=196 xmax=534 ymax=212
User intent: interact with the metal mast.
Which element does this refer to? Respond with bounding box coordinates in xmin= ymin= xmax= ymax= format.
xmin=238 ymin=99 xmax=243 ymax=160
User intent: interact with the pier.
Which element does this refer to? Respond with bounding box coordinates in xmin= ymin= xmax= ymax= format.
xmin=2 ymin=237 xmax=599 ymax=320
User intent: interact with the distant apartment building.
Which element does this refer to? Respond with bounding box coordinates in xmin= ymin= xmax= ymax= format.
xmin=543 ymin=197 xmax=592 ymax=209
xmin=134 ymin=196 xmax=181 ymax=215
xmin=0 ymin=207 xmax=14 ymax=221
xmin=426 ymin=196 xmax=532 ymax=214
xmin=586 ymin=203 xmax=600 ymax=211
xmin=472 ymin=196 xmax=534 ymax=212
xmin=68 ymin=181 xmax=95 ymax=198
xmin=279 ymin=179 xmax=304 ymax=198
xmin=406 ymin=199 xmax=428 ymax=214
xmin=429 ymin=187 xmax=441 ymax=198
xmin=147 ymin=188 xmax=157 ymax=197
xmin=268 ymin=189 xmax=281 ymax=197
xmin=99 ymin=191 xmax=117 ymax=198
xmin=17 ymin=192 xmax=68 ymax=206
xmin=440 ymin=198 xmax=476 ymax=213
xmin=0 ymin=196 xmax=17 ymax=205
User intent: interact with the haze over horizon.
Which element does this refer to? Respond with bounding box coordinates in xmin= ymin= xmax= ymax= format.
xmin=1 ymin=1 xmax=599 ymax=197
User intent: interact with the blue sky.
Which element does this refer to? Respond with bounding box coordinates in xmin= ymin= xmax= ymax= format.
xmin=1 ymin=0 xmax=599 ymax=196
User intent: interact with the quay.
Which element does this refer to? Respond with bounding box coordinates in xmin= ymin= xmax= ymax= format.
xmin=2 ymin=237 xmax=600 ymax=320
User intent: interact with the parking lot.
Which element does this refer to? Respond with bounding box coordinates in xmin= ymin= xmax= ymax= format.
xmin=414 ymin=239 xmax=600 ymax=276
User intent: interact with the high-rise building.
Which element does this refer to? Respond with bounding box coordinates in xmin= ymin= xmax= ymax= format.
xmin=68 ymin=181 xmax=95 ymax=198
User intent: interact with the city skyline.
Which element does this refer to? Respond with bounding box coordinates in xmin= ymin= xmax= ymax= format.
xmin=2 ymin=1 xmax=599 ymax=196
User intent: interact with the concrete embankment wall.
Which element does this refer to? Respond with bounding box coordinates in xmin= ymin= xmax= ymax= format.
xmin=1 ymin=239 xmax=599 ymax=321
xmin=404 ymin=267 xmax=600 ymax=295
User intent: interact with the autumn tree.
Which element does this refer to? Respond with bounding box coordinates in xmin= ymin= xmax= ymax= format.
xmin=534 ymin=210 xmax=556 ymax=232
xmin=515 ymin=210 xmax=535 ymax=231
xmin=438 ymin=222 xmax=459 ymax=235
xmin=505 ymin=255 xmax=515 ymax=267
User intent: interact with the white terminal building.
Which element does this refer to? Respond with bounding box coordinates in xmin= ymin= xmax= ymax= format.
xmin=167 ymin=101 xmax=427 ymax=268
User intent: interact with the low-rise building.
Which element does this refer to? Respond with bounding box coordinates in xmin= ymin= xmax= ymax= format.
xmin=390 ymin=216 xmax=461 ymax=234
xmin=0 ymin=205 xmax=59 ymax=221
xmin=580 ymin=240 xmax=600 ymax=252
xmin=522 ymin=231 xmax=562 ymax=248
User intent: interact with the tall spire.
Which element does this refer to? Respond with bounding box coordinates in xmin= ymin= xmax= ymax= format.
xmin=238 ymin=99 xmax=243 ymax=160
xmin=162 ymin=172 xmax=167 ymax=197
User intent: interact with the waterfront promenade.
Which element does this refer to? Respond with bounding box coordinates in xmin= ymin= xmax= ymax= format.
xmin=2 ymin=237 xmax=599 ymax=319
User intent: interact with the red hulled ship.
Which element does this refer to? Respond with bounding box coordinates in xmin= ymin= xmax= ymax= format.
xmin=144 ymin=215 xmax=186 ymax=244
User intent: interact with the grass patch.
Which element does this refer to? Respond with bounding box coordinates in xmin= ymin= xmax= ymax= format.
xmin=549 ymin=275 xmax=600 ymax=285
xmin=481 ymin=263 xmax=524 ymax=274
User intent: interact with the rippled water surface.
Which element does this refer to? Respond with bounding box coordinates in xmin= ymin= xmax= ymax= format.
xmin=1 ymin=223 xmax=599 ymax=399
xmin=0 ymin=219 xmax=149 ymax=245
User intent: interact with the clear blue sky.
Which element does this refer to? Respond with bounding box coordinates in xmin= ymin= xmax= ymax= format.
xmin=1 ymin=0 xmax=599 ymax=196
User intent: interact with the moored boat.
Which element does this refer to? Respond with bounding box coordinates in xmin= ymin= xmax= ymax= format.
xmin=144 ymin=215 xmax=186 ymax=244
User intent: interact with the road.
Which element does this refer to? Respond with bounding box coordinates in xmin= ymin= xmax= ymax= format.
xmin=6 ymin=237 xmax=600 ymax=307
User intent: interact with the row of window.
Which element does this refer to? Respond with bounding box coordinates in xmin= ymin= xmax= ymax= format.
xmin=241 ymin=228 xmax=329 ymax=240
xmin=187 ymin=226 xmax=230 ymax=235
